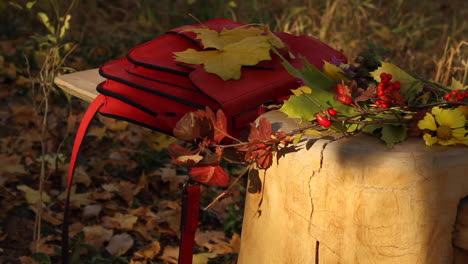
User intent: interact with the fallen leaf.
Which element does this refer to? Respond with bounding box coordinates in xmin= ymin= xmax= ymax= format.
xmin=40 ymin=209 xmax=63 ymax=225
xmin=174 ymin=35 xmax=272 ymax=80
xmin=17 ymin=185 xmax=51 ymax=205
xmin=106 ymin=233 xmax=134 ymax=255
xmin=158 ymin=246 xmax=179 ymax=264
xmin=184 ymin=26 xmax=264 ymax=49
xmin=229 ymin=233 xmax=241 ymax=253
xmin=30 ymin=235 xmax=56 ymax=255
xmin=195 ymin=231 xmax=233 ymax=254
xmin=18 ymin=256 xmax=39 ymax=264
xmin=102 ymin=213 xmax=139 ymax=230
xmin=82 ymin=204 xmax=102 ymax=218
xmin=193 ymin=252 xmax=218 ymax=264
xmin=9 ymin=105 xmax=36 ymax=125
xmin=132 ymin=240 xmax=161 ymax=260
xmin=148 ymin=133 xmax=176 ymax=151
xmin=155 ymin=200 xmax=181 ymax=235
xmin=99 ymin=115 xmax=129 ymax=131
xmin=0 ymin=155 xmax=26 ymax=175
xmin=83 ymin=225 xmax=113 ymax=248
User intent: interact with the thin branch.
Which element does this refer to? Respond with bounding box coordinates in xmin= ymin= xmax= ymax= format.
xmin=203 ymin=165 xmax=251 ymax=210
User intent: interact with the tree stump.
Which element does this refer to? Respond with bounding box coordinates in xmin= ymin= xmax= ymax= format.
xmin=238 ymin=111 xmax=468 ymax=264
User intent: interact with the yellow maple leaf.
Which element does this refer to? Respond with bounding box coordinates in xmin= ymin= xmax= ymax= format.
xmin=174 ymin=35 xmax=272 ymax=80
xmin=183 ymin=26 xmax=264 ymax=49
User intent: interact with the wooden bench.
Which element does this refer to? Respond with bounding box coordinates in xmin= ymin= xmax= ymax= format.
xmin=55 ymin=71 xmax=468 ymax=263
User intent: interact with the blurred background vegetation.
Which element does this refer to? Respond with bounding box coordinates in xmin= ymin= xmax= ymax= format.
xmin=0 ymin=0 xmax=466 ymax=263
xmin=2 ymin=0 xmax=466 ymax=81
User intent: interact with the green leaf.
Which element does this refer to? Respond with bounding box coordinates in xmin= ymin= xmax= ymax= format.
xmin=322 ymin=61 xmax=350 ymax=81
xmin=282 ymin=56 xmax=334 ymax=92
xmin=293 ymin=133 xmax=303 ymax=145
xmin=37 ymin=12 xmax=55 ymax=34
xmin=9 ymin=2 xmax=23 ymax=10
xmin=280 ymin=94 xmax=319 ymax=121
xmin=371 ymin=62 xmax=423 ymax=102
xmin=59 ymin=14 xmax=71 ymax=39
xmin=380 ymin=124 xmax=407 ymax=148
xmin=26 ymin=1 xmax=36 ymax=9
xmin=450 ymin=77 xmax=465 ymax=90
xmin=362 ymin=124 xmax=407 ymax=148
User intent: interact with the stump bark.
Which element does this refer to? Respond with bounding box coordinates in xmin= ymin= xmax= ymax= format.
xmin=238 ymin=111 xmax=468 ymax=264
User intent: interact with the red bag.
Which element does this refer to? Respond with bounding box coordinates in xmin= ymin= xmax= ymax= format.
xmin=62 ymin=18 xmax=346 ymax=264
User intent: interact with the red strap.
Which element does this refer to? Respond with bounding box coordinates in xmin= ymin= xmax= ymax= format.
xmin=178 ymin=184 xmax=201 ymax=264
xmin=62 ymin=95 xmax=105 ymax=264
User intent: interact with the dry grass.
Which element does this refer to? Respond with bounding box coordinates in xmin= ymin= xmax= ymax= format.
xmin=56 ymin=0 xmax=466 ymax=84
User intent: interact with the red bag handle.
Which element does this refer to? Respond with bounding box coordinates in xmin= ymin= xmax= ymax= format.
xmin=61 ymin=95 xmax=200 ymax=264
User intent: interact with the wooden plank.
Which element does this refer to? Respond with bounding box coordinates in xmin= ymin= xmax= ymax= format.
xmin=54 ymin=69 xmax=103 ymax=102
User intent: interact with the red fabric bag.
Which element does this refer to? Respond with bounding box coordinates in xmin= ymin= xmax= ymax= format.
xmin=62 ymin=18 xmax=346 ymax=264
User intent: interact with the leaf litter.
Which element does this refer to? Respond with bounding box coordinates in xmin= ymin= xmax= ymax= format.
xmin=0 ymin=92 xmax=244 ymax=263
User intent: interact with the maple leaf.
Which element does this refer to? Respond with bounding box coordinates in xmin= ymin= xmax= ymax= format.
xmin=189 ymin=165 xmax=229 ymax=187
xmin=174 ymin=35 xmax=272 ymax=80
xmin=183 ymin=26 xmax=264 ymax=49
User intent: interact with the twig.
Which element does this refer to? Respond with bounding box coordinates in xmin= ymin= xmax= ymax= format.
xmin=203 ymin=165 xmax=251 ymax=211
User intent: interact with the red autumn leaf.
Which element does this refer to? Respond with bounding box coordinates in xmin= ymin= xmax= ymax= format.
xmin=238 ymin=118 xmax=274 ymax=169
xmin=201 ymin=107 xmax=228 ymax=143
xmin=189 ymin=165 xmax=229 ymax=187
xmin=173 ymin=112 xmax=212 ymax=141
xmin=248 ymin=117 xmax=272 ymax=142
xmin=168 ymin=143 xmax=202 ymax=166
xmin=250 ymin=144 xmax=273 ymax=169
xmin=168 ymin=143 xmax=198 ymax=157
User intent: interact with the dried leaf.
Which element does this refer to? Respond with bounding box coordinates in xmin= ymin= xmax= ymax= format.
xmin=82 ymin=204 xmax=102 ymax=218
xmin=132 ymin=240 xmax=161 ymax=260
xmin=17 ymin=185 xmax=51 ymax=205
xmin=106 ymin=233 xmax=134 ymax=255
xmin=195 ymin=231 xmax=233 ymax=254
xmin=158 ymin=246 xmax=179 ymax=264
xmin=102 ymin=213 xmax=139 ymax=230
xmin=18 ymin=256 xmax=39 ymax=264
xmin=83 ymin=225 xmax=113 ymax=248
xmin=193 ymin=252 xmax=218 ymax=264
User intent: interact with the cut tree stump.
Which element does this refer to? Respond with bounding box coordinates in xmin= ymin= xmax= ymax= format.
xmin=238 ymin=111 xmax=468 ymax=264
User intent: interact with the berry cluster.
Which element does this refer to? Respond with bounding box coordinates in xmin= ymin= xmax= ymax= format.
xmin=315 ymin=109 xmax=338 ymax=128
xmin=444 ymin=89 xmax=468 ymax=102
xmin=375 ymin=73 xmax=404 ymax=109
xmin=336 ymin=83 xmax=353 ymax=105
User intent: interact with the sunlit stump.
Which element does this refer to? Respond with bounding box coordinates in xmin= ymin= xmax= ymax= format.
xmin=238 ymin=111 xmax=468 ymax=264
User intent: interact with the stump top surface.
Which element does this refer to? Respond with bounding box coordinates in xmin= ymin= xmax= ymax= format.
xmin=54 ymin=69 xmax=102 ymax=102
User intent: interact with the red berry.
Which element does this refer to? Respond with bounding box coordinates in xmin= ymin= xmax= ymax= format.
xmin=316 ymin=114 xmax=332 ymax=127
xmin=337 ymin=84 xmax=345 ymax=95
xmin=336 ymin=94 xmax=353 ymax=105
xmin=327 ymin=109 xmax=338 ymax=116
